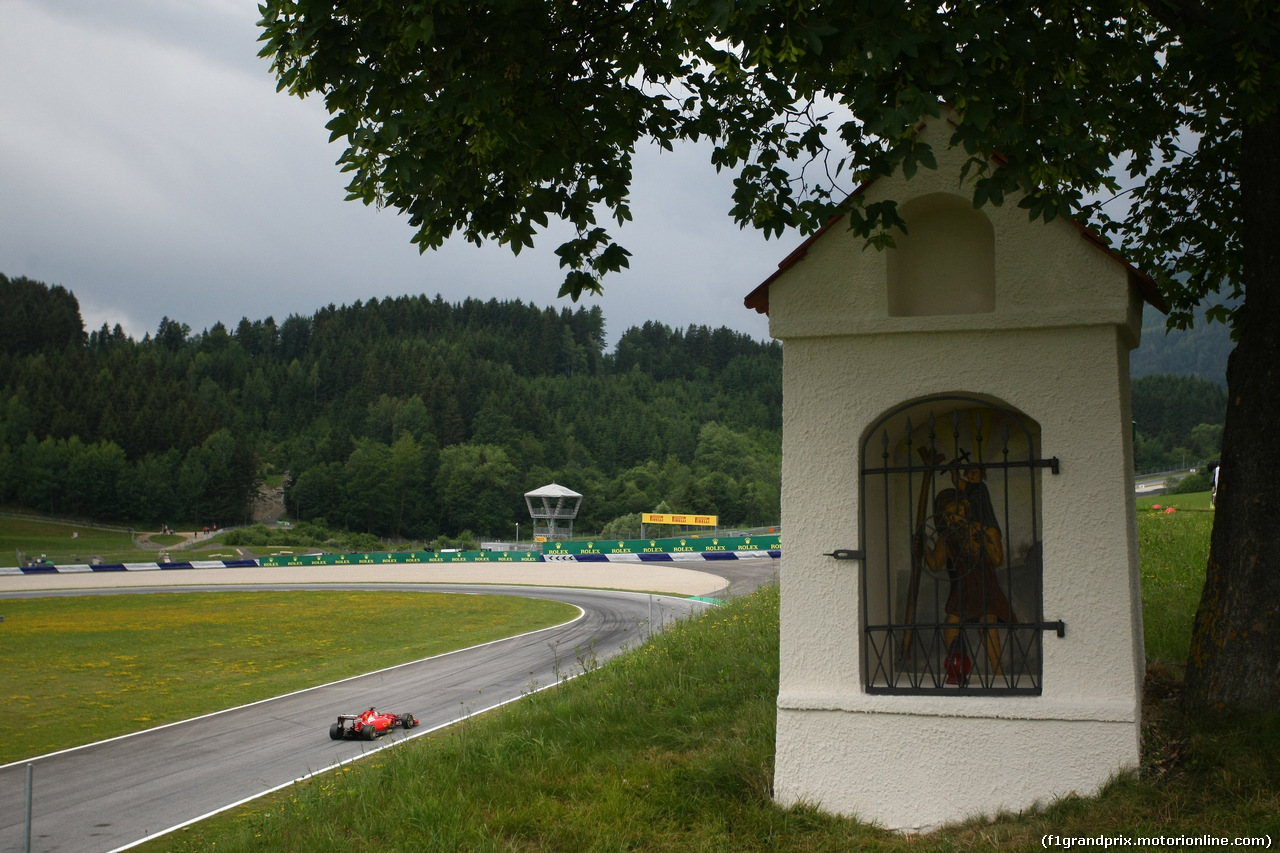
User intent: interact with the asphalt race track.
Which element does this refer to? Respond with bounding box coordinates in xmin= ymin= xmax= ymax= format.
xmin=0 ymin=582 xmax=719 ymax=853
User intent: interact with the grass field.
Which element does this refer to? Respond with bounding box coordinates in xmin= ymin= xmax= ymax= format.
xmin=0 ymin=515 xmax=307 ymax=567
xmin=13 ymin=494 xmax=1278 ymax=849
xmin=117 ymin=489 xmax=1276 ymax=852
xmin=0 ymin=516 xmax=144 ymax=566
xmin=0 ymin=591 xmax=577 ymax=765
xmin=138 ymin=533 xmax=1280 ymax=852
xmin=1136 ymin=491 xmax=1213 ymax=512
xmin=1135 ymin=495 xmax=1214 ymax=670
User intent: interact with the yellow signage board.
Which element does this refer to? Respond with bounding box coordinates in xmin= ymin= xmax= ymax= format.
xmin=641 ymin=512 xmax=718 ymax=527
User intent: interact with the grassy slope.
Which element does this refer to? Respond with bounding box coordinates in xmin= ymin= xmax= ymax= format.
xmin=1136 ymin=502 xmax=1214 ymax=671
xmin=0 ymin=516 xmax=139 ymax=565
xmin=140 ymin=494 xmax=1280 ymax=851
xmin=0 ymin=516 xmax=247 ymax=566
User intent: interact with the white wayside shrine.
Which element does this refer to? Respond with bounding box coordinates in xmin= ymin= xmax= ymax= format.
xmin=744 ymin=112 xmax=1167 ymax=831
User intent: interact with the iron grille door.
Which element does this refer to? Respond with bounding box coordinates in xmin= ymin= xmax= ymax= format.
xmin=860 ymin=397 xmax=1055 ymax=695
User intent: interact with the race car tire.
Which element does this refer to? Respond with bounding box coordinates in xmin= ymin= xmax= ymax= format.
xmin=402 ymin=714 xmax=415 ymax=728
xmin=363 ymin=724 xmax=376 ymax=741
xmin=329 ymin=723 xmax=343 ymax=741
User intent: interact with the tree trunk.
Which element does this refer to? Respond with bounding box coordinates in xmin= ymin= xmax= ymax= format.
xmin=1183 ymin=110 xmax=1280 ymax=712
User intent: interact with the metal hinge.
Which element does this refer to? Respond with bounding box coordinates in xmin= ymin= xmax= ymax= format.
xmin=823 ymin=549 xmax=865 ymax=561
xmin=1036 ymin=457 xmax=1061 ymax=475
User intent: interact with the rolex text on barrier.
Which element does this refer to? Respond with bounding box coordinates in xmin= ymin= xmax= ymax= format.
xmin=5 ymin=537 xmax=782 ymax=575
xmin=540 ymin=534 xmax=780 ymax=556
xmin=253 ymin=535 xmax=781 ymax=568
xmin=258 ymin=551 xmax=544 ymax=567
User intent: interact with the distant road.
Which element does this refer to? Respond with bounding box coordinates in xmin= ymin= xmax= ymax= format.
xmin=0 ymin=560 xmax=777 ymax=853
xmin=1135 ymin=468 xmax=1195 ymax=496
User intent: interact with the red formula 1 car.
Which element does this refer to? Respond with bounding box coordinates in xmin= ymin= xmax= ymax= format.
xmin=329 ymin=707 xmax=419 ymax=741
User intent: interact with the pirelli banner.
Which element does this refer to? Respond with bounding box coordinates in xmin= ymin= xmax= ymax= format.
xmin=642 ymin=512 xmax=718 ymax=527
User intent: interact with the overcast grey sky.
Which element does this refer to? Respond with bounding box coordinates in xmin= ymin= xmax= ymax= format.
xmin=1 ymin=0 xmax=785 ymax=348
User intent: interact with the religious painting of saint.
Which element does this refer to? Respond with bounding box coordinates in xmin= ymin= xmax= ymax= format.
xmin=862 ymin=398 xmax=1045 ymax=694
xmin=923 ymin=461 xmax=1017 ymax=683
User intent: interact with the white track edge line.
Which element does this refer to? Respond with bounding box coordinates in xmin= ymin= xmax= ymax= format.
xmin=105 ymin=669 xmax=588 ymax=852
xmin=0 ymin=601 xmax=585 ymax=771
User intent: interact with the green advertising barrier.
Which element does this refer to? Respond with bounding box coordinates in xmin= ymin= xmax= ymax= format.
xmin=257 ymin=535 xmax=781 ymax=567
xmin=259 ymin=550 xmax=544 ymax=567
xmin=541 ymin=533 xmax=782 ymax=556
xmin=417 ymin=551 xmax=544 ymax=564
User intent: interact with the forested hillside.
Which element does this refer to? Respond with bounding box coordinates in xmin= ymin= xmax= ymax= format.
xmin=4 ymin=272 xmax=1224 ymax=537
xmin=1132 ymin=374 xmax=1226 ymax=474
xmin=0 ymin=274 xmax=781 ymax=540
xmin=1127 ymin=300 xmax=1231 ymax=472
xmin=1131 ymin=302 xmax=1234 ymax=387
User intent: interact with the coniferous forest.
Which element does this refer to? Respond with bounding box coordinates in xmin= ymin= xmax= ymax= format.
xmin=0 ymin=274 xmax=782 ymax=541
xmin=1 ymin=274 xmax=1221 ymax=540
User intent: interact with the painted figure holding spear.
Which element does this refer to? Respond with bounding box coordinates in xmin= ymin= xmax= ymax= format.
xmin=923 ymin=454 xmax=1015 ymax=684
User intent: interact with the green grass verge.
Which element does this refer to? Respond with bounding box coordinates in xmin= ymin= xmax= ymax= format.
xmin=0 ymin=515 xmax=382 ymax=566
xmin=130 ymin=497 xmax=1279 ymax=851
xmin=1136 ymin=490 xmax=1213 ymax=511
xmin=138 ymin=582 xmax=1280 ymax=852
xmin=0 ymin=515 xmax=249 ymax=565
xmin=1137 ymin=501 xmax=1213 ymax=671
xmin=0 ymin=591 xmax=576 ymax=764
xmin=0 ymin=516 xmax=142 ymax=565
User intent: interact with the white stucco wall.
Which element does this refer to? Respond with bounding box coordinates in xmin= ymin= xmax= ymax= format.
xmin=766 ymin=114 xmax=1146 ymax=831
